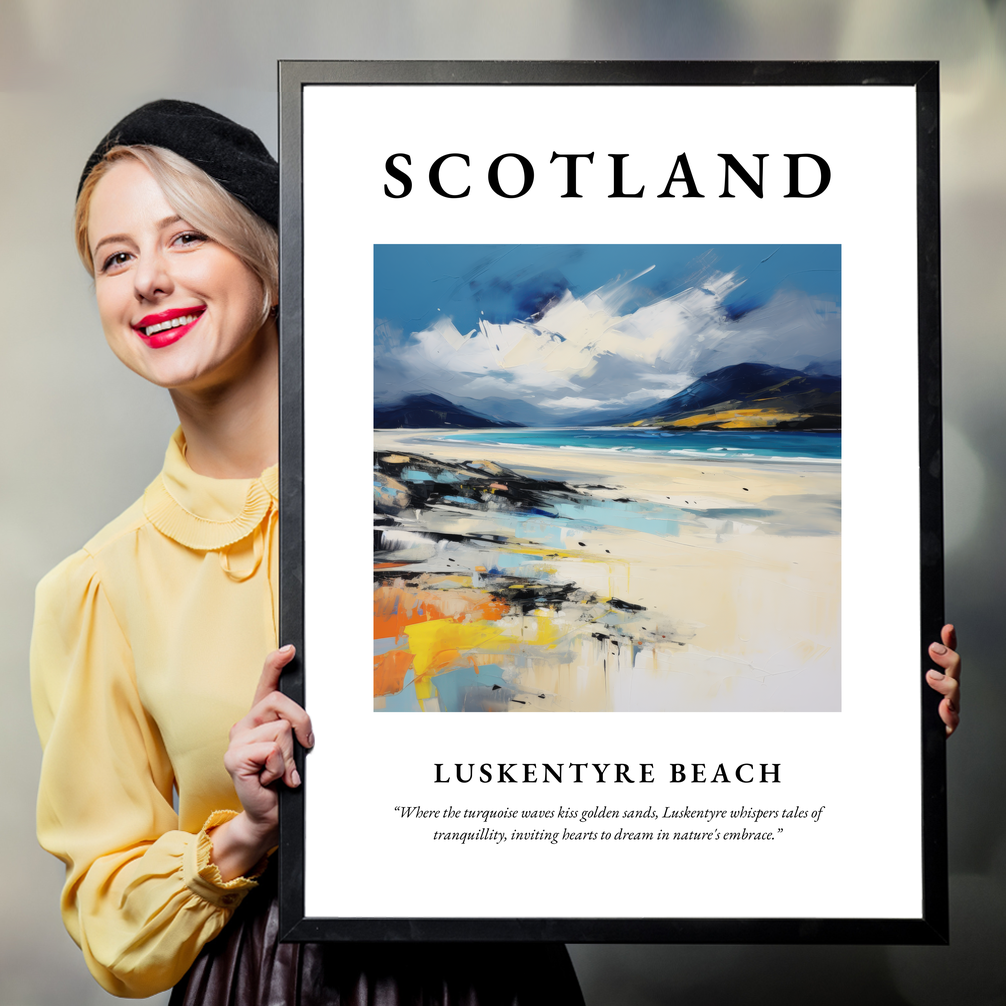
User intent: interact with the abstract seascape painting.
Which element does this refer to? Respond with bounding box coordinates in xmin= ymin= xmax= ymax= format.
xmin=374 ymin=245 xmax=841 ymax=713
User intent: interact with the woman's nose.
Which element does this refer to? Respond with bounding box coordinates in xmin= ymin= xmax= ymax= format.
xmin=133 ymin=249 xmax=173 ymax=302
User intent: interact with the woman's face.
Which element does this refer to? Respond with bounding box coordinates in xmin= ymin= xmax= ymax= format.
xmin=87 ymin=158 xmax=270 ymax=393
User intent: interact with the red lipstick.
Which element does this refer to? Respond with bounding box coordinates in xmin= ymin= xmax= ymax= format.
xmin=133 ymin=306 xmax=205 ymax=349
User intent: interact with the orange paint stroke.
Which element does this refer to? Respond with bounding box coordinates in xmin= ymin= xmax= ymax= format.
xmin=374 ymin=582 xmax=509 ymax=640
xmin=374 ymin=649 xmax=413 ymax=696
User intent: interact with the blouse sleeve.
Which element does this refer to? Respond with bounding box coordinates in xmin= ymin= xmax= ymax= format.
xmin=31 ymin=549 xmax=262 ymax=998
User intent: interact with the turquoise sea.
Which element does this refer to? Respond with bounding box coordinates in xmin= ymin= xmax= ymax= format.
xmin=441 ymin=428 xmax=841 ymax=462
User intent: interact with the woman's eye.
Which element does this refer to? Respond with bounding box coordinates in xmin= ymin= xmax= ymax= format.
xmin=173 ymin=231 xmax=208 ymax=248
xmin=101 ymin=251 xmax=131 ymax=273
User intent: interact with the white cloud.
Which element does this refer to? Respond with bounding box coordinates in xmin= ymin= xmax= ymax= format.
xmin=383 ymin=271 xmax=840 ymax=417
xmin=540 ymin=396 xmax=609 ymax=411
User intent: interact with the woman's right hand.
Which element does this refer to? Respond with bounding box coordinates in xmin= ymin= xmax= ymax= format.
xmin=209 ymin=645 xmax=314 ymax=881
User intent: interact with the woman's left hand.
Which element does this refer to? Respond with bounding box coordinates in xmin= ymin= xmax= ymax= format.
xmin=926 ymin=624 xmax=961 ymax=737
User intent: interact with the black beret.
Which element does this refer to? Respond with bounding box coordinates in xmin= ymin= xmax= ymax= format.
xmin=78 ymin=99 xmax=278 ymax=228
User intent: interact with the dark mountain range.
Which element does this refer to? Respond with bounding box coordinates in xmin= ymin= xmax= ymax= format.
xmin=374 ymin=364 xmax=840 ymax=431
xmin=604 ymin=363 xmax=841 ymax=431
xmin=374 ymin=393 xmax=524 ymax=429
xmin=454 ymin=396 xmax=554 ymax=427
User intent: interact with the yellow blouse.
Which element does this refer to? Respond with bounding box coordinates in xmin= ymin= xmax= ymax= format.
xmin=31 ymin=428 xmax=279 ymax=998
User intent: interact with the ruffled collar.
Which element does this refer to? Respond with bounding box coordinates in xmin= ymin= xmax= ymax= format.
xmin=143 ymin=428 xmax=278 ymax=551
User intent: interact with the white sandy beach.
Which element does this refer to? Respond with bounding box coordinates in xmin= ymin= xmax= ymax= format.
xmin=374 ymin=429 xmax=840 ymax=713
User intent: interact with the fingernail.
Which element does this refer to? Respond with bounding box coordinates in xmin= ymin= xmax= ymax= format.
xmin=931 ymin=643 xmax=947 ymax=655
xmin=306 ymin=732 xmax=315 ymax=748
xmin=280 ymin=644 xmax=295 ymax=654
xmin=928 ymin=669 xmax=944 ymax=680
xmin=292 ymin=768 xmax=301 ymax=787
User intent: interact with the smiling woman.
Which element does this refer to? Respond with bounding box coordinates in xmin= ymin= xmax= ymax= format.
xmin=85 ymin=159 xmax=271 ymax=393
xmin=30 ymin=99 xmax=585 ymax=1004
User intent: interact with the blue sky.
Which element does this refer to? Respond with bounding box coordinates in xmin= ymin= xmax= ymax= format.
xmin=376 ymin=244 xmax=840 ymax=336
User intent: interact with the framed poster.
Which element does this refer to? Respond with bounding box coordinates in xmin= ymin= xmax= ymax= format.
xmin=277 ymin=61 xmax=946 ymax=943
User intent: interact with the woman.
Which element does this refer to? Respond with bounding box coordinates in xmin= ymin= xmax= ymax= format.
xmin=31 ymin=100 xmax=586 ymax=1003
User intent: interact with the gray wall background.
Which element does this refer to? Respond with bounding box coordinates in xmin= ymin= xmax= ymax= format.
xmin=1 ymin=2 xmax=1003 ymax=1003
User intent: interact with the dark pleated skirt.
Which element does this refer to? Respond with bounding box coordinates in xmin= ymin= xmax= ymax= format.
xmin=169 ymin=869 xmax=585 ymax=1006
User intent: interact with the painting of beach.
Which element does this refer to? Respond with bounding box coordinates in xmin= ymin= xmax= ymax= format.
xmin=374 ymin=245 xmax=841 ymax=712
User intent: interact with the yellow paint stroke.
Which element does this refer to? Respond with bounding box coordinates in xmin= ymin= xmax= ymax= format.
xmin=669 ymin=409 xmax=807 ymax=429
xmin=491 ymin=542 xmax=595 ymax=563
xmin=527 ymin=610 xmax=568 ymax=648
xmin=404 ymin=609 xmax=573 ymax=698
xmin=405 ymin=619 xmax=509 ymax=680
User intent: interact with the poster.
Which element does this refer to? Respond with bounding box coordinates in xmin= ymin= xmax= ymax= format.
xmin=279 ymin=62 xmax=945 ymax=942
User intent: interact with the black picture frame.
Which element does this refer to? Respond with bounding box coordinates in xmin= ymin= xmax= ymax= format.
xmin=277 ymin=60 xmax=945 ymax=944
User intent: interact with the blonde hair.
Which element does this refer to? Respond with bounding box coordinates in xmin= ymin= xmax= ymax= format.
xmin=75 ymin=145 xmax=278 ymax=322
